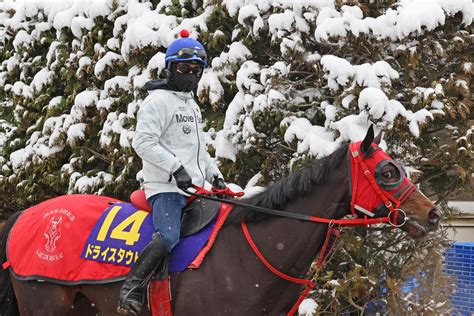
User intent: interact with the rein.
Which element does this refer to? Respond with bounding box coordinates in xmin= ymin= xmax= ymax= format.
xmin=184 ymin=144 xmax=415 ymax=228
xmin=183 ymin=186 xmax=394 ymax=227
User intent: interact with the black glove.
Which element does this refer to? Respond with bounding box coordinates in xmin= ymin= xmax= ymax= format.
xmin=173 ymin=166 xmax=192 ymax=190
xmin=212 ymin=175 xmax=226 ymax=190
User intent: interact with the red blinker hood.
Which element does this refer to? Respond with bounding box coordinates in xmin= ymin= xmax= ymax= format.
xmin=349 ymin=142 xmax=416 ymax=220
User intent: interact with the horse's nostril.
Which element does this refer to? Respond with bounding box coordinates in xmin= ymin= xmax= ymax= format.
xmin=428 ymin=208 xmax=441 ymax=223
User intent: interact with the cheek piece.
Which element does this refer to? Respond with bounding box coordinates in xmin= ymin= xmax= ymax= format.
xmin=349 ymin=142 xmax=417 ymax=226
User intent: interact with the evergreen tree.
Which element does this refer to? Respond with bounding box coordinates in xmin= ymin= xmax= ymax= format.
xmin=0 ymin=0 xmax=471 ymax=313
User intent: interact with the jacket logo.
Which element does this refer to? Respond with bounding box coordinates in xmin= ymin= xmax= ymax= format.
xmin=176 ymin=114 xmax=194 ymax=123
xmin=182 ymin=125 xmax=191 ymax=134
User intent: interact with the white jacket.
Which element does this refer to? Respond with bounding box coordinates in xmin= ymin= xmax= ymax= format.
xmin=133 ymin=88 xmax=222 ymax=198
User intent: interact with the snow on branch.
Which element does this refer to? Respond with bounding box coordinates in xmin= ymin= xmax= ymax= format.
xmin=315 ymin=0 xmax=472 ymax=42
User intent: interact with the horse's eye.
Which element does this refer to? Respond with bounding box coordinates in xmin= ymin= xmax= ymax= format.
xmin=375 ymin=160 xmax=403 ymax=189
xmin=381 ymin=165 xmax=398 ymax=181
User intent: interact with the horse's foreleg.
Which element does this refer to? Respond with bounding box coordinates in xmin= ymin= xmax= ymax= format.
xmin=11 ymin=276 xmax=78 ymax=316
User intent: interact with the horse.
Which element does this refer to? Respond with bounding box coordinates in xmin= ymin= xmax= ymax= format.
xmin=0 ymin=127 xmax=441 ymax=316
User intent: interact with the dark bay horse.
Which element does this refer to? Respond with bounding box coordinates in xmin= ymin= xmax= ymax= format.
xmin=0 ymin=127 xmax=441 ymax=315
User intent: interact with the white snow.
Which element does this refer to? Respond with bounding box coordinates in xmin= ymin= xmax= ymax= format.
xmin=315 ymin=1 xmax=472 ymax=42
xmin=198 ymin=71 xmax=225 ymax=106
xmin=13 ymin=30 xmax=32 ymax=51
xmin=321 ymin=55 xmax=399 ymax=91
xmin=284 ymin=118 xmax=338 ymax=158
xmin=320 ymin=55 xmax=353 ymax=91
xmin=0 ymin=5 xmax=470 ymax=313
xmin=67 ymin=123 xmax=86 ymax=145
xmin=104 ymin=76 xmax=131 ymax=92
xmin=94 ymin=52 xmax=123 ymax=76
xmin=70 ymin=15 xmax=94 ymax=38
xmin=75 ymin=90 xmax=98 ymax=108
xmin=72 ymin=171 xmax=113 ymax=194
xmin=236 ymin=61 xmax=263 ymax=93
xmin=215 ymin=130 xmax=238 ymax=162
xmin=30 ymin=68 xmax=53 ymax=93
xmin=298 ymin=298 xmax=318 ymax=316
xmin=238 ymin=5 xmax=265 ymax=35
xmin=358 ymin=87 xmax=389 ymax=120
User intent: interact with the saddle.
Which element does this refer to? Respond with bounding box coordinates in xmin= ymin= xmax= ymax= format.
xmin=130 ymin=190 xmax=221 ymax=237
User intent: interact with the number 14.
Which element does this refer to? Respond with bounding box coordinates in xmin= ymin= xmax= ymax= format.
xmin=96 ymin=206 xmax=148 ymax=246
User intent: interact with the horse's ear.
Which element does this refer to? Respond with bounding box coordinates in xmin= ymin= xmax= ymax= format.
xmin=374 ymin=130 xmax=383 ymax=145
xmin=360 ymin=125 xmax=374 ymax=154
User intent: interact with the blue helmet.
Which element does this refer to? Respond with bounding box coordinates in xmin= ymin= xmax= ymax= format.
xmin=165 ymin=30 xmax=207 ymax=67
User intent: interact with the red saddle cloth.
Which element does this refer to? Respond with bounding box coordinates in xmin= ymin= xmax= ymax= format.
xmin=6 ymin=194 xmax=130 ymax=282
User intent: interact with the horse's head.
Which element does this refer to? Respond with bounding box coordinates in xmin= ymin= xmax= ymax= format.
xmin=349 ymin=126 xmax=441 ymax=238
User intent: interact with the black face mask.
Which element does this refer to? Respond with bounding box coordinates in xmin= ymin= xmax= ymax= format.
xmin=167 ymin=64 xmax=202 ymax=92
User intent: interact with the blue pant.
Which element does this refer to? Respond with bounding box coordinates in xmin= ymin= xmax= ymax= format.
xmin=147 ymin=193 xmax=187 ymax=252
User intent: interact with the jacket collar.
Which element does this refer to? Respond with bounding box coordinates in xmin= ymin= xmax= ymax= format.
xmin=169 ymin=90 xmax=194 ymax=100
xmin=145 ymin=79 xmax=194 ymax=100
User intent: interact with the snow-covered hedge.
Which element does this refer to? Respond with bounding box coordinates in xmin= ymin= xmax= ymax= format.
xmin=0 ymin=0 xmax=472 ymax=313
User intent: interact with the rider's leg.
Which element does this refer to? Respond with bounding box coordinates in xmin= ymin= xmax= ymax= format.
xmin=151 ymin=193 xmax=187 ymax=251
xmin=117 ymin=193 xmax=186 ymax=315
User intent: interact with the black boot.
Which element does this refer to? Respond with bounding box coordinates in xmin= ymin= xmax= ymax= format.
xmin=117 ymin=233 xmax=167 ymax=315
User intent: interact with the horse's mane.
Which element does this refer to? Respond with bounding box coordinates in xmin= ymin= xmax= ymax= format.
xmin=228 ymin=143 xmax=349 ymax=223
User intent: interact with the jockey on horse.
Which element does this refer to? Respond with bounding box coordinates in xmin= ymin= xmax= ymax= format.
xmin=117 ymin=30 xmax=226 ymax=315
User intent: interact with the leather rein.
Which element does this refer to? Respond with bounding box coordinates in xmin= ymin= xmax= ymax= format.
xmin=183 ymin=185 xmax=396 ymax=226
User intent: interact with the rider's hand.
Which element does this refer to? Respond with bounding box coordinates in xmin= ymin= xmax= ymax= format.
xmin=212 ymin=175 xmax=226 ymax=190
xmin=173 ymin=166 xmax=192 ymax=190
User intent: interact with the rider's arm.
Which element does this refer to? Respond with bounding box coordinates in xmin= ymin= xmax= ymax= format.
xmin=132 ymin=95 xmax=181 ymax=175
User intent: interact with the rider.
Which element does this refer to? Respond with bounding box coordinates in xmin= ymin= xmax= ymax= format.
xmin=117 ymin=30 xmax=226 ymax=315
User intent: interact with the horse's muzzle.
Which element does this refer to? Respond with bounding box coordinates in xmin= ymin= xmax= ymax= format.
xmin=428 ymin=208 xmax=442 ymax=225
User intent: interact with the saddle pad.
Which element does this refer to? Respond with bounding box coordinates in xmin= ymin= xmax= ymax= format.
xmin=7 ymin=194 xmax=223 ymax=283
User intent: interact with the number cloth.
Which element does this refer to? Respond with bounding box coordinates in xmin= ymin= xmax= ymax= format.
xmin=5 ymin=194 xmax=228 ymax=283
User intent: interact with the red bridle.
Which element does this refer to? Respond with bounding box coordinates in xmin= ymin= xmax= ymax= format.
xmin=349 ymin=142 xmax=417 ymax=227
